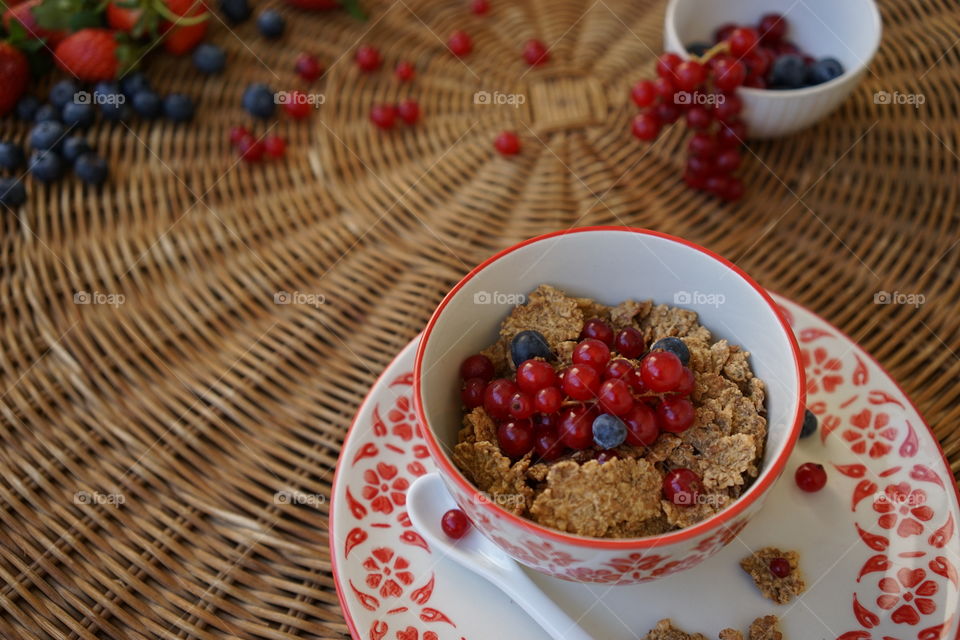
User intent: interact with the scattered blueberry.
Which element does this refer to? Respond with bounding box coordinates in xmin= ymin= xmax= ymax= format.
xmin=15 ymin=96 xmax=41 ymax=121
xmin=806 ymin=57 xmax=844 ymax=86
xmin=242 ymin=83 xmax=276 ymax=119
xmin=94 ymin=81 xmax=121 ymax=100
xmin=0 ymin=178 xmax=26 ymax=208
xmin=29 ymin=150 xmax=64 ymax=183
xmin=62 ymin=137 xmax=93 ymax=165
xmin=219 ymin=0 xmax=251 ymax=23
xmin=132 ymin=90 xmax=162 ymax=119
xmin=94 ymin=83 xmax=130 ymax=121
xmin=510 ymin=330 xmax=553 ymax=367
xmin=62 ymin=101 xmax=96 ymax=128
xmin=592 ymin=413 xmax=627 ymax=449
xmin=800 ymin=409 xmax=818 ymax=439
xmin=74 ymin=153 xmax=108 ymax=185
xmin=29 ymin=121 xmax=66 ymax=151
xmin=49 ymin=79 xmax=79 ymax=109
xmin=0 ymin=142 xmax=25 ymax=170
xmin=770 ymin=54 xmax=807 ymax=89
xmin=34 ymin=104 xmax=61 ymax=123
xmin=686 ymin=42 xmax=711 ymax=57
xmin=119 ymin=72 xmax=150 ymax=97
xmin=100 ymin=100 xmax=131 ymax=122
xmin=650 ymin=336 xmax=690 ymax=366
xmin=192 ymin=43 xmax=226 ymax=74
xmin=257 ymin=9 xmax=285 ymax=38
xmin=163 ymin=93 xmax=195 ymax=122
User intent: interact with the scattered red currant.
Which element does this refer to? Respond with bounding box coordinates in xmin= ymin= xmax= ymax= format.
xmin=370 ymin=104 xmax=396 ymax=129
xmin=494 ymin=131 xmax=520 ymax=155
xmin=673 ymin=367 xmax=695 ymax=396
xmin=441 ymin=508 xmax=470 ymax=538
xmin=534 ymin=385 xmax=563 ymax=414
xmin=557 ymin=404 xmax=596 ymax=449
xmin=603 ymin=358 xmax=634 ymax=380
xmin=461 ymin=377 xmax=486 ymax=408
xmin=631 ymin=113 xmax=660 ymax=141
xmin=614 ymin=327 xmax=645 ymax=358
xmin=580 ymin=318 xmax=614 ymax=345
xmin=673 ymin=60 xmax=705 ymax=92
xmin=516 ymin=359 xmax=558 ymax=393
xmin=573 ymin=338 xmax=611 ymax=370
xmin=498 ymin=418 xmax=534 ymax=457
xmin=561 ymin=364 xmax=601 ymax=401
xmin=623 ymin=403 xmax=659 ymax=446
xmin=461 ymin=354 xmax=494 ymax=380
xmin=522 ymin=39 xmax=549 ymax=66
xmin=795 ymin=462 xmax=827 ymax=492
xmin=295 ymin=53 xmax=324 ymax=81
xmin=640 ymin=350 xmax=683 ymax=392
xmin=238 ymin=135 xmax=264 ymax=162
xmin=264 ymin=135 xmax=286 ymax=158
xmin=595 ymin=450 xmax=619 ymax=464
xmin=534 ymin=427 xmax=565 ymax=461
xmin=769 ymin=557 xmax=792 ymax=578
xmin=448 ymin=30 xmax=473 ymax=56
xmin=508 ymin=392 xmax=535 ymax=420
xmin=728 ymin=27 xmax=759 ymax=57
xmin=470 ymin=0 xmax=489 ymax=15
xmin=656 ymin=52 xmax=683 ymax=78
xmin=355 ymin=45 xmax=381 ymax=72
xmin=397 ymin=99 xmax=420 ymax=124
xmin=758 ymin=13 xmax=787 ymax=43
xmin=395 ymin=60 xmax=415 ymax=82
xmin=657 ymin=396 xmax=695 ymax=433
xmin=631 ymin=80 xmax=656 ymax=108
xmin=229 ymin=125 xmax=250 ymax=145
xmin=483 ymin=378 xmax=517 ymax=419
xmin=283 ymin=91 xmax=311 ymax=120
xmin=663 ymin=468 xmax=704 ymax=506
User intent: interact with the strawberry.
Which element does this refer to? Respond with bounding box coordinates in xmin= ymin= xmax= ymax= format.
xmin=105 ymin=2 xmax=143 ymax=34
xmin=0 ymin=42 xmax=29 ymax=116
xmin=2 ymin=0 xmax=68 ymax=46
xmin=160 ymin=0 xmax=209 ymax=55
xmin=54 ymin=29 xmax=119 ymax=81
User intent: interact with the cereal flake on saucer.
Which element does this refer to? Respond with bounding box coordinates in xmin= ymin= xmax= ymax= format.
xmin=642 ymin=619 xmax=708 ymax=640
xmin=747 ymin=615 xmax=783 ymax=640
xmin=740 ymin=547 xmax=806 ymax=604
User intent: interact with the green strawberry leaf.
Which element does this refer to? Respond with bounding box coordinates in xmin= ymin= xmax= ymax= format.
xmin=68 ymin=9 xmax=103 ymax=30
xmin=33 ymin=0 xmax=99 ymax=31
xmin=341 ymin=0 xmax=366 ymax=20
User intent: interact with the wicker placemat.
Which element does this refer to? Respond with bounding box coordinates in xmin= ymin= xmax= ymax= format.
xmin=1 ymin=0 xmax=958 ymax=637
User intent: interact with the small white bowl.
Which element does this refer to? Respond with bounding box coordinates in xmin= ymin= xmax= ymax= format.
xmin=664 ymin=0 xmax=882 ymax=138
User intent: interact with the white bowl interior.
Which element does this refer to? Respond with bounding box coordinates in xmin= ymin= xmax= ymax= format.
xmin=420 ymin=230 xmax=801 ymax=502
xmin=667 ymin=0 xmax=881 ymax=77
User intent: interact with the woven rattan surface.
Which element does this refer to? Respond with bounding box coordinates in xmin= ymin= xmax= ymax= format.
xmin=1 ymin=0 xmax=958 ymax=637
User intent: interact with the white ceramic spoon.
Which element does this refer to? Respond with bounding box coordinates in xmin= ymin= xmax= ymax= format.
xmin=407 ymin=472 xmax=593 ymax=640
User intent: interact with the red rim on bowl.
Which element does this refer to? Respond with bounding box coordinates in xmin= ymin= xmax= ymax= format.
xmin=412 ymin=226 xmax=807 ymax=549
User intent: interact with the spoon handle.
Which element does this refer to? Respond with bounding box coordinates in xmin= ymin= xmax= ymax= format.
xmin=495 ymin=571 xmax=594 ymax=640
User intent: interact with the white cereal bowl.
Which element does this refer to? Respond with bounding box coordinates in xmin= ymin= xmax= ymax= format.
xmin=664 ymin=0 xmax=882 ymax=138
xmin=413 ymin=227 xmax=805 ymax=584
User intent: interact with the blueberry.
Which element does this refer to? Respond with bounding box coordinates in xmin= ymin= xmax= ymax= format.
xmin=94 ymin=81 xmax=121 ymax=100
xmin=592 ymin=414 xmax=627 ymax=449
xmin=163 ymin=93 xmax=195 ymax=122
xmin=806 ymin=57 xmax=844 ymax=86
xmin=650 ymin=337 xmax=690 ymax=366
xmin=192 ymin=43 xmax=226 ymax=74
xmin=119 ymin=71 xmax=150 ymax=97
xmin=74 ymin=153 xmax=108 ymax=185
xmin=15 ymin=95 xmax=40 ymax=121
xmin=686 ymin=42 xmax=711 ymax=57
xmin=800 ymin=409 xmax=818 ymax=439
xmin=29 ymin=121 xmax=65 ymax=151
xmin=49 ymin=79 xmax=79 ymax=109
xmin=0 ymin=178 xmax=26 ymax=208
xmin=256 ymin=9 xmax=285 ymax=38
xmin=29 ymin=150 xmax=64 ymax=183
xmin=510 ymin=330 xmax=553 ymax=367
xmin=100 ymin=99 xmax=131 ymax=122
xmin=34 ymin=104 xmax=61 ymax=123
xmin=770 ymin=54 xmax=807 ymax=89
xmin=62 ymin=137 xmax=93 ymax=165
xmin=242 ymin=83 xmax=276 ymax=119
xmin=0 ymin=141 xmax=25 ymax=170
xmin=62 ymin=101 xmax=95 ymax=128
xmin=132 ymin=90 xmax=162 ymax=119
xmin=219 ymin=0 xmax=251 ymax=23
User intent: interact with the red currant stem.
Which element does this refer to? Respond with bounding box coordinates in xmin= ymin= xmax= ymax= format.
xmin=693 ymin=41 xmax=731 ymax=65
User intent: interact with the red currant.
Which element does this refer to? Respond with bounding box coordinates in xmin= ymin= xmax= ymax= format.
xmin=461 ymin=354 xmax=495 ymax=380
xmin=713 ymin=58 xmax=746 ymax=92
xmin=631 ymin=113 xmax=660 ymax=141
xmin=522 ymin=39 xmax=549 ymax=66
xmin=614 ymin=327 xmax=646 ymax=358
xmin=623 ymin=403 xmax=659 ymax=446
xmin=745 ymin=48 xmax=774 ymax=78
xmin=743 ymin=74 xmax=767 ymax=89
xmin=370 ymin=104 xmax=396 ymax=129
xmin=776 ymin=41 xmax=801 ymax=56
xmin=674 ymin=367 xmax=695 ymax=396
xmin=595 ymin=449 xmax=619 ymax=464
xmin=283 ymin=92 xmax=311 ymax=119
xmin=295 ymin=53 xmax=324 ymax=81
xmin=397 ymin=99 xmax=420 ymax=124
xmin=448 ymin=30 xmax=472 ymax=57
xmin=654 ymin=102 xmax=680 ymax=125
xmin=688 ymin=132 xmax=718 ymax=158
xmin=719 ymin=176 xmax=744 ymax=201
xmin=395 ymin=60 xmax=415 ymax=82
xmin=795 ymin=462 xmax=827 ymax=492
xmin=441 ymin=508 xmax=470 ymax=538
xmin=238 ymin=135 xmax=264 ymax=162
xmin=355 ymin=45 xmax=381 ymax=72
xmin=598 ymin=378 xmax=634 ymax=416
xmin=561 ymin=364 xmax=601 ymax=401
xmin=640 ymin=351 xmax=683 ymax=392
xmin=657 ymin=396 xmax=695 ymax=433
xmin=728 ymin=27 xmax=759 ymax=57
xmin=714 ymin=23 xmax=738 ymax=44
xmin=509 ymin=392 xmax=535 ymax=419
xmin=653 ymin=76 xmax=675 ymax=100
xmin=662 ymin=468 xmax=704 ymax=505
xmin=714 ymin=95 xmax=743 ymax=123
xmin=471 ymin=0 xmax=490 ymax=14
xmin=517 ymin=359 xmax=558 ymax=393
xmin=483 ymin=378 xmax=517 ymax=419
xmin=461 ymin=377 xmax=486 ymax=408
xmin=631 ymin=80 xmax=656 ymax=108
xmin=673 ymin=60 xmax=705 ymax=92
xmin=717 ymin=120 xmax=747 ymax=148
xmin=624 ymin=367 xmax=647 ymax=393
xmin=264 ymin=135 xmax=286 ymax=158
xmin=758 ymin=13 xmax=787 ymax=43
xmin=715 ymin=149 xmax=742 ymax=173
xmin=603 ymin=358 xmax=634 ymax=380
xmin=557 ymin=405 xmax=596 ymax=450
xmin=498 ymin=418 xmax=534 ymax=457
xmin=534 ymin=427 xmax=565 ymax=461
xmin=769 ymin=557 xmax=792 ymax=578
xmin=685 ymin=105 xmax=712 ymax=130
xmin=573 ymin=338 xmax=611 ymax=370
xmin=687 ymin=154 xmax=715 ymax=177
xmin=580 ymin=318 xmax=614 ymax=345
xmin=655 ymin=52 xmax=683 ymax=78
xmin=534 ymin=386 xmax=563 ymax=414
xmin=229 ymin=125 xmax=250 ymax=145
xmin=684 ymin=169 xmax=708 ymax=190
xmin=705 ymin=174 xmax=731 ymax=198
xmin=494 ymin=131 xmax=520 ymax=155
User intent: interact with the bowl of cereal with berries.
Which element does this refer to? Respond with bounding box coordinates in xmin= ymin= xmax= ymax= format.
xmin=413 ymin=227 xmax=804 ymax=583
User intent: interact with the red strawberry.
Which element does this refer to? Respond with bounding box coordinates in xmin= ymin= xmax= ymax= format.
xmin=2 ymin=0 xmax=68 ymax=45
xmin=105 ymin=2 xmax=143 ymax=33
xmin=284 ymin=0 xmax=339 ymax=9
xmin=54 ymin=29 xmax=119 ymax=81
xmin=0 ymin=42 xmax=29 ymax=116
xmin=160 ymin=0 xmax=208 ymax=55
